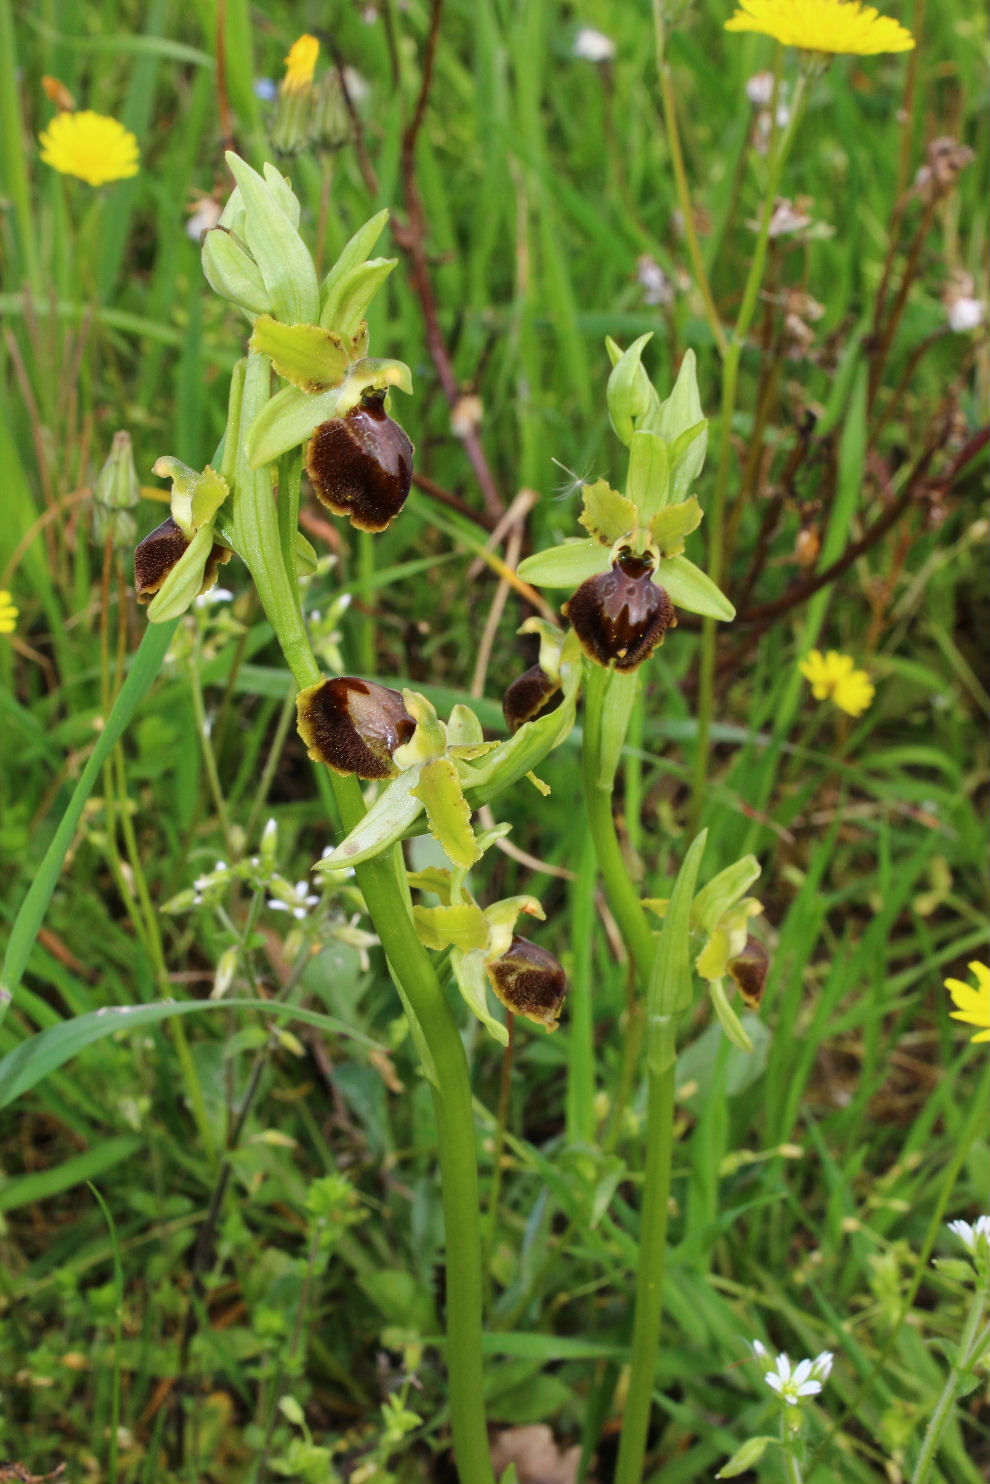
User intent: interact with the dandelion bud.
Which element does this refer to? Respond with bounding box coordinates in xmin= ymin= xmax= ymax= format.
xmin=563 ymin=550 xmax=676 ymax=671
xmin=296 ymin=676 xmax=416 ymax=779
xmin=133 ymin=517 xmax=231 ymax=604
xmin=728 ymin=935 xmax=770 ymax=1009
xmin=502 ymin=665 xmax=561 ymax=735
xmin=306 ymin=390 xmax=414 ymax=533
xmin=487 ymin=935 xmax=568 ymax=1031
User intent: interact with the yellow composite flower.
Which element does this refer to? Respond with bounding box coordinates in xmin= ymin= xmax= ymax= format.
xmin=282 ymin=34 xmax=320 ymax=94
xmin=725 ymin=0 xmax=915 ymax=55
xmin=799 ymin=648 xmax=874 ymax=716
xmin=38 ymin=110 xmax=140 ymax=186
xmin=0 ymin=589 xmax=19 ymax=634
xmin=945 ymin=962 xmax=990 ymax=1044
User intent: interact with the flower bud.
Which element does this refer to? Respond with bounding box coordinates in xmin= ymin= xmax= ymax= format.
xmin=134 ymin=517 xmax=231 ymax=604
xmin=306 ymin=390 xmax=414 ymax=532
xmin=502 ymin=665 xmax=561 ymax=735
xmin=727 ymin=934 xmax=770 ymax=1009
xmin=487 ymin=935 xmax=568 ymax=1031
xmin=296 ymin=676 xmax=416 ymax=780
xmin=563 ymin=550 xmax=676 ymax=670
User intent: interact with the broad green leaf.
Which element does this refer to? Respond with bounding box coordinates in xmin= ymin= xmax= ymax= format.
xmin=202 ymin=228 xmax=272 ymax=316
xmin=246 ymin=382 xmax=342 ymax=467
xmin=317 ymin=768 xmax=425 ymax=870
xmin=716 ymin=1436 xmax=775 ymax=1478
xmin=517 ymin=538 xmax=608 ymax=589
xmin=658 ymin=554 xmax=735 ymax=621
xmin=413 ymin=757 xmax=480 ymax=868
xmin=320 ymin=258 xmax=397 ymax=336
xmin=249 ymin=315 xmax=350 ymax=393
xmin=0 ymin=1135 xmax=143 ymax=1212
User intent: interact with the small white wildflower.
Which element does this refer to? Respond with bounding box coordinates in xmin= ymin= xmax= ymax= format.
xmin=573 ymin=26 xmax=616 ymax=62
xmin=342 ymin=66 xmax=370 ymax=103
xmin=763 ymin=1353 xmax=825 ymax=1406
xmin=636 ymin=254 xmax=674 ymax=307
xmin=948 ymin=1215 xmax=990 ymax=1255
xmin=810 ymin=1350 xmax=834 ymax=1381
xmin=947 ymin=296 xmax=984 ymax=333
xmin=750 ymin=1338 xmax=769 ymax=1361
xmin=746 ymin=71 xmax=776 ymax=106
xmin=268 ymin=880 xmax=320 ymax=921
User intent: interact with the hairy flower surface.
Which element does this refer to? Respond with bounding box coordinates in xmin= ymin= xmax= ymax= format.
xmin=944 ymin=962 xmax=990 ymax=1043
xmin=39 ymin=110 xmax=140 ymax=185
xmin=725 ymin=0 xmax=914 ymax=53
xmin=0 ymin=590 xmax=18 ymax=635
xmin=799 ymin=648 xmax=874 ymax=716
xmin=282 ymin=34 xmax=320 ymax=93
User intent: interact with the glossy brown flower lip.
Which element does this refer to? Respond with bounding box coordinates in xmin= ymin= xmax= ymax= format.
xmin=306 ymin=391 xmax=414 ymax=533
xmin=563 ymin=549 xmax=676 ymax=670
xmin=728 ymin=935 xmax=770 ymax=1009
xmin=502 ymin=664 xmax=562 ymax=735
xmin=296 ymin=676 xmax=416 ymax=779
xmin=487 ymin=935 xmax=568 ymax=1030
xmin=133 ymin=516 xmax=231 ymax=603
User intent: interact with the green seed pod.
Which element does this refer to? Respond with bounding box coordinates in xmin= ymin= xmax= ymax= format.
xmin=306 ymin=390 xmax=414 ymax=532
xmin=502 ymin=665 xmax=561 ymax=735
xmin=297 ymin=676 xmax=416 ymax=779
xmin=134 ymin=517 xmax=231 ymax=604
xmin=727 ymin=935 xmax=770 ymax=1009
xmin=563 ymin=550 xmax=676 ymax=671
xmin=487 ymin=935 xmax=568 ymax=1031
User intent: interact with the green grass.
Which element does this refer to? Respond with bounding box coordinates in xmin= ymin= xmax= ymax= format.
xmin=1 ymin=0 xmax=987 ymax=1480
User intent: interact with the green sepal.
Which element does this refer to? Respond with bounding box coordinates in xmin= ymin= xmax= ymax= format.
xmin=152 ymin=458 xmax=229 ymax=537
xmin=658 ymin=554 xmax=735 ymax=621
xmin=224 ymin=152 xmax=319 ymax=325
xmin=261 ymin=162 xmax=301 ymax=226
xmin=344 ymin=356 xmax=414 ymax=400
xmin=446 ymin=703 xmax=486 ymax=748
xmin=320 ymin=258 xmax=397 ymax=337
xmin=459 ymin=658 xmax=580 ymax=808
xmin=249 ymin=315 xmax=350 ymax=393
xmin=246 ymin=383 xmax=343 ymax=468
xmin=412 ymin=757 xmax=480 ymax=869
xmin=626 ymin=430 xmax=670 ymax=523
xmin=320 ymin=210 xmax=390 ymax=315
xmin=648 ymin=829 xmax=707 ymax=1031
xmin=485 ymin=894 xmax=545 ymax=959
xmin=517 ymin=617 xmax=568 ymax=685
xmin=316 ymin=768 xmax=425 ymax=870
xmin=294 ymin=529 xmax=319 ymax=577
xmin=606 ymin=333 xmax=661 ymax=446
xmin=648 ymin=350 xmax=706 ymax=453
xmin=692 ymin=855 xmax=761 ymax=934
xmin=202 ymin=228 xmax=273 ymax=317
xmin=709 ymin=979 xmax=754 ymax=1052
xmin=716 ymin=1436 xmax=775 ymax=1478
xmin=451 ymin=950 xmax=508 ymax=1046
xmin=413 ymin=902 xmax=489 ymax=953
xmin=516 ymin=538 xmax=609 ymax=589
xmin=145 ymin=524 xmax=217 ymax=623
xmin=406 ymin=867 xmax=455 ymax=904
xmin=651 ymin=496 xmax=703 ymax=558
xmin=667 ymin=420 xmax=708 ymax=503
xmin=578 ymin=479 xmax=636 ymax=545
xmin=394 ymin=692 xmax=447 ymax=769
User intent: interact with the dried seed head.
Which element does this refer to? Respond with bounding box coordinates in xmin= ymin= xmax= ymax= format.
xmin=727 ymin=935 xmax=770 ymax=1009
xmin=306 ymin=390 xmax=414 ymax=532
xmin=502 ymin=664 xmax=562 ymax=735
xmin=296 ymin=676 xmax=416 ymax=779
xmin=487 ymin=935 xmax=568 ymax=1031
xmin=563 ymin=550 xmax=676 ymax=670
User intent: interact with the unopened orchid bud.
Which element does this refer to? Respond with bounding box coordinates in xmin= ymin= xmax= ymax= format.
xmin=487 ymin=935 xmax=567 ymax=1031
xmin=306 ymin=390 xmax=414 ymax=532
xmin=296 ymin=676 xmax=416 ymax=779
xmin=727 ymin=935 xmax=770 ymax=1009
xmin=502 ymin=665 xmax=562 ymax=735
xmin=134 ymin=517 xmax=231 ymax=605
xmin=563 ymin=550 xmax=676 ymax=671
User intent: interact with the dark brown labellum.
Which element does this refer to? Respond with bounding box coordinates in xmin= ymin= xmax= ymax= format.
xmin=134 ymin=517 xmax=231 ymax=603
xmin=306 ymin=391 xmax=414 ymax=533
xmin=563 ymin=550 xmax=676 ymax=671
xmin=728 ymin=935 xmax=770 ymax=1009
xmin=296 ymin=676 xmax=416 ymax=780
xmin=502 ymin=665 xmax=562 ymax=735
xmin=487 ymin=935 xmax=568 ymax=1031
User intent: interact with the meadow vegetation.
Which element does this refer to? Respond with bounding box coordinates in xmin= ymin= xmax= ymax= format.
xmin=0 ymin=2 xmax=987 ymax=1482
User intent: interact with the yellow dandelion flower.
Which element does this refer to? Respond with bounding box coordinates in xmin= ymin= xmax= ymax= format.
xmin=0 ymin=590 xmax=19 ymax=635
xmin=39 ymin=110 xmax=140 ymax=187
xmin=944 ymin=962 xmax=990 ymax=1044
xmin=799 ymin=649 xmax=875 ymax=717
xmin=725 ymin=0 xmax=915 ymax=55
xmin=282 ymin=34 xmax=320 ymax=95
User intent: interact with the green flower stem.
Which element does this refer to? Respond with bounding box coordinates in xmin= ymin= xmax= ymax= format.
xmin=691 ymin=65 xmax=809 ymax=826
xmin=910 ymin=1284 xmax=988 ymax=1484
xmin=236 ymin=361 xmax=492 ymax=1484
xmin=582 ymin=663 xmax=678 ymax=1484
